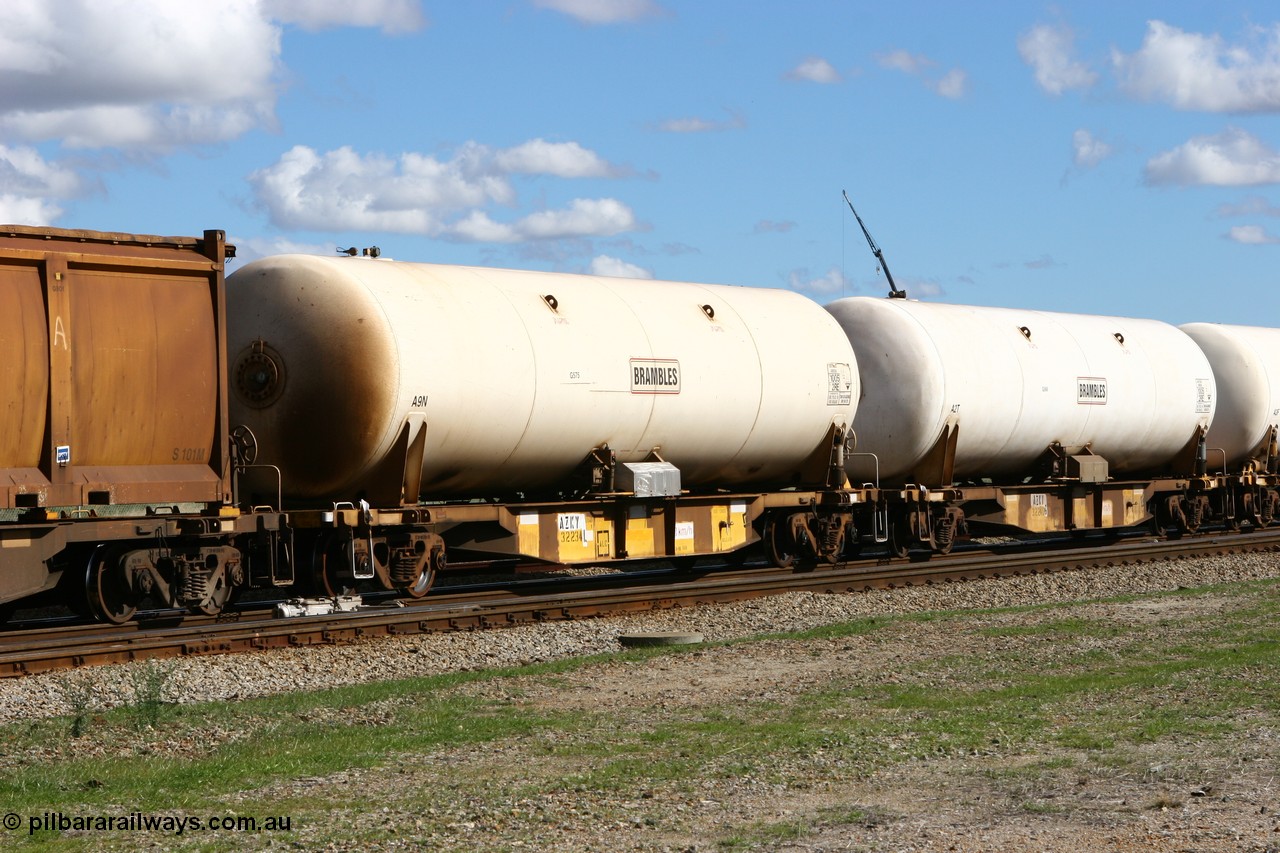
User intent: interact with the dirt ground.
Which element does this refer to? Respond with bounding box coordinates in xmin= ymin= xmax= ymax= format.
xmin=238 ymin=588 xmax=1280 ymax=852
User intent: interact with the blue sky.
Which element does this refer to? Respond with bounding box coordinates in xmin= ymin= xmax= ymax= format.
xmin=4 ymin=1 xmax=1280 ymax=324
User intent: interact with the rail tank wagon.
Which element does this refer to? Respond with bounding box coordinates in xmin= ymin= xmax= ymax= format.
xmin=1179 ymin=322 xmax=1280 ymax=529
xmin=824 ymin=297 xmax=1216 ymax=487
xmin=226 ymin=255 xmax=858 ymax=504
xmin=1180 ymin=323 xmax=1280 ymax=469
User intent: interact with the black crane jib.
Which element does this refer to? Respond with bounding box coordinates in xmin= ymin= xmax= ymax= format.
xmin=843 ymin=190 xmax=906 ymax=299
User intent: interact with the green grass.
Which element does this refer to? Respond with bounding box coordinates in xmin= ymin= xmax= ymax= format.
xmin=2 ymin=575 xmax=1278 ymax=849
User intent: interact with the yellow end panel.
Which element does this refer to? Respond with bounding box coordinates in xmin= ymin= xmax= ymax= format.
xmin=626 ymin=516 xmax=656 ymax=557
xmin=555 ymin=512 xmax=614 ymax=563
xmin=556 ymin=511 xmax=592 ymax=561
xmin=673 ymin=517 xmax=696 ymax=555
xmin=1073 ymin=496 xmax=1095 ymax=529
xmin=1101 ymin=498 xmax=1114 ymax=528
xmin=731 ymin=501 xmax=749 ymax=546
xmin=1027 ymin=493 xmax=1051 ymax=532
xmin=1002 ymin=492 xmax=1019 ymax=525
xmin=712 ymin=501 xmax=749 ymax=551
xmin=711 ymin=505 xmax=728 ymax=551
xmin=1123 ymin=488 xmax=1147 ymax=525
xmin=518 ymin=512 xmax=540 ymax=558
xmin=594 ymin=517 xmax=613 ymax=559
xmin=1004 ymin=492 xmax=1056 ymax=533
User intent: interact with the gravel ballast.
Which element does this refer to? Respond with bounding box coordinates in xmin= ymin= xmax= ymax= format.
xmin=1 ymin=552 xmax=1275 ymax=722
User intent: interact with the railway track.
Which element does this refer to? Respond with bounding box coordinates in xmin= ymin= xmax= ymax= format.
xmin=2 ymin=528 xmax=1277 ymax=678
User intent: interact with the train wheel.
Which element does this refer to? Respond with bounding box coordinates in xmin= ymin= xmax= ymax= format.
xmin=931 ymin=508 xmax=960 ymax=556
xmin=1256 ymin=490 xmax=1279 ymax=529
xmin=400 ymin=545 xmax=444 ymax=599
xmin=312 ymin=533 xmax=353 ymax=597
xmin=1175 ymin=497 xmax=1204 ymax=536
xmin=85 ymin=547 xmax=140 ymax=624
xmin=401 ymin=568 xmax=434 ymax=598
xmin=888 ymin=516 xmax=913 ymax=559
xmin=1159 ymin=496 xmax=1187 ymax=539
xmin=193 ymin=567 xmax=235 ymax=617
xmin=765 ymin=517 xmax=796 ymax=569
xmin=933 ymin=532 xmax=954 ymax=556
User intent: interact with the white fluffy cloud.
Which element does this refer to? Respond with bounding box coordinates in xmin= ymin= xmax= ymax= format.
xmin=228 ymin=235 xmax=337 ymax=267
xmin=876 ymin=50 xmax=967 ymax=99
xmin=785 ymin=58 xmax=841 ymax=84
xmin=0 ymin=0 xmax=425 ymax=151
xmin=1072 ymin=129 xmax=1115 ymax=168
xmin=657 ymin=111 xmax=747 ymax=133
xmin=1114 ymin=20 xmax=1280 ymax=112
xmin=877 ymin=50 xmax=930 ymax=75
xmin=0 ymin=0 xmax=281 ymax=150
xmin=1226 ymin=224 xmax=1280 ymax=244
xmin=0 ymin=0 xmax=427 ymax=224
xmin=590 ymin=254 xmax=652 ymax=278
xmin=1019 ymin=23 xmax=1098 ymax=95
xmin=1144 ymin=127 xmax=1280 ymax=187
xmin=250 ymin=141 xmax=638 ymax=242
xmin=450 ymin=199 xmax=636 ymax=243
xmin=931 ymin=69 xmax=968 ymax=99
xmin=0 ymin=145 xmax=84 ymax=224
xmin=787 ymin=266 xmax=850 ymax=299
xmin=263 ymin=0 xmax=426 ymax=33
xmin=493 ymin=139 xmax=626 ymax=177
xmin=250 ymin=145 xmax=499 ymax=232
xmin=1215 ymin=195 xmax=1280 ymax=217
xmin=0 ymin=195 xmax=64 ymax=225
xmin=753 ymin=220 xmax=796 ymax=234
xmin=533 ymin=0 xmax=665 ymax=25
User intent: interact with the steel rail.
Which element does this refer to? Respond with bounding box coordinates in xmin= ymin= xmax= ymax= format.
xmin=1 ymin=529 xmax=1277 ymax=678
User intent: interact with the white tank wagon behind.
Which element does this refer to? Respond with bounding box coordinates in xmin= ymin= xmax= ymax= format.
xmin=1180 ymin=322 xmax=1280 ymax=528
xmin=817 ymin=296 xmax=1219 ymax=553
xmin=226 ymin=254 xmax=859 ymax=505
xmin=824 ymin=297 xmax=1216 ymax=488
xmin=1180 ymin=323 xmax=1280 ymax=470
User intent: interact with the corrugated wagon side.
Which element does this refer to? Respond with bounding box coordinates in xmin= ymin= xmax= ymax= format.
xmin=0 ymin=225 xmax=231 ymax=507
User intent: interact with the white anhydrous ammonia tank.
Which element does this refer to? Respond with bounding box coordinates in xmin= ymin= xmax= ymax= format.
xmin=824 ymin=297 xmax=1216 ymax=486
xmin=1180 ymin=323 xmax=1280 ymax=468
xmin=227 ymin=255 xmax=858 ymax=500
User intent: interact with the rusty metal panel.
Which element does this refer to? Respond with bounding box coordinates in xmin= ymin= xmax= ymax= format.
xmin=0 ymin=226 xmax=231 ymax=509
xmin=0 ymin=262 xmax=49 ymax=468
xmin=67 ymin=268 xmax=217 ymax=466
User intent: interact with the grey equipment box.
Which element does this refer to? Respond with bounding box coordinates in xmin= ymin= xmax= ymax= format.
xmin=616 ymin=461 xmax=682 ymax=497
